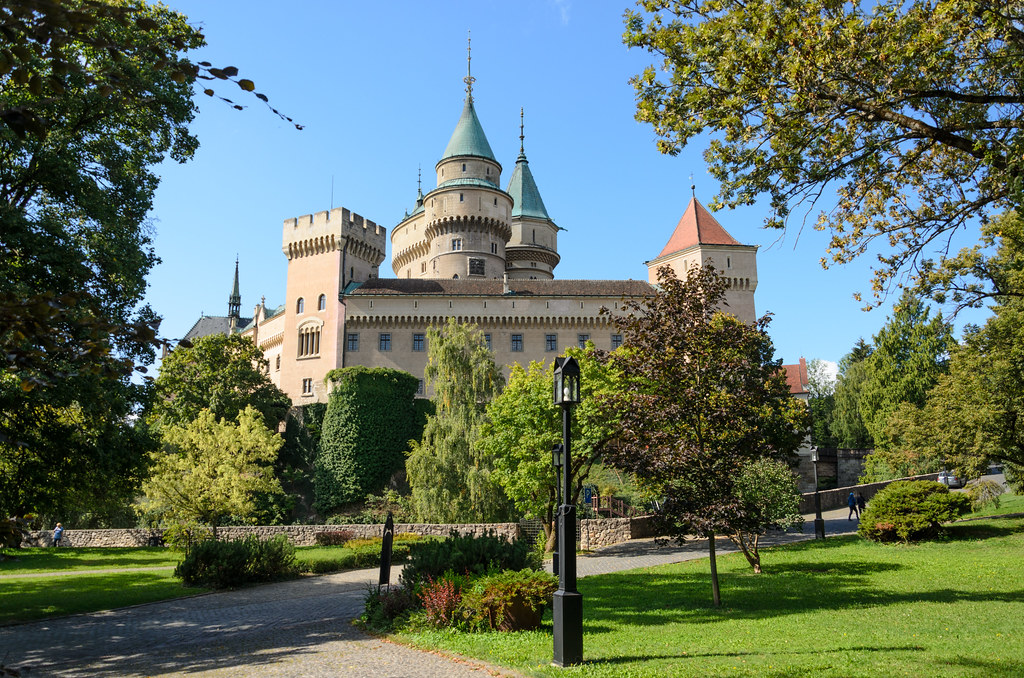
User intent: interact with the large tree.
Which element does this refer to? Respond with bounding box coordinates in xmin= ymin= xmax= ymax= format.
xmin=137 ymin=406 xmax=283 ymax=539
xmin=478 ymin=345 xmax=620 ymax=547
xmin=151 ymin=333 xmax=290 ymax=429
xmin=830 ymin=339 xmax=874 ymax=449
xmin=406 ymin=319 xmax=510 ymax=523
xmin=605 ymin=265 xmax=807 ymax=606
xmin=625 ymin=0 xmax=1024 ymax=304
xmin=806 ymin=358 xmax=838 ymax=448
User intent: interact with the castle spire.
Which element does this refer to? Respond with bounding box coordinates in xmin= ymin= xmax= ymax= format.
xmin=464 ymin=31 xmax=475 ymax=103
xmin=227 ymin=257 xmax=241 ymax=319
xmin=519 ymin=107 xmax=525 ymax=157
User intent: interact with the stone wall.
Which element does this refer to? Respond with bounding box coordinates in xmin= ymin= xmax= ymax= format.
xmin=578 ymin=516 xmax=657 ymax=550
xmin=25 ymin=522 xmax=520 ymax=549
xmin=798 ymin=472 xmax=941 ymax=514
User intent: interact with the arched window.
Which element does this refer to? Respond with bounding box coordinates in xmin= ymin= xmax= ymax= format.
xmin=297 ymin=325 xmax=321 ymax=358
xmin=317 ymin=294 xmax=326 ymax=311
xmin=296 ymin=297 xmax=304 ymax=314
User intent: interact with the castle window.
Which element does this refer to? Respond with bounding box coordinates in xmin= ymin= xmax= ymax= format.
xmin=296 ymin=297 xmax=304 ymax=314
xmin=493 ymin=198 xmax=497 ymax=205
xmin=452 ymin=274 xmax=459 ymax=279
xmin=484 ymin=334 xmax=492 ymax=350
xmin=297 ymin=326 xmax=321 ymax=358
xmin=275 ymin=355 xmax=281 ymax=371
xmin=611 ymin=334 xmax=624 ymax=350
xmin=412 ymin=333 xmax=425 ymax=352
xmin=347 ymin=333 xmax=359 ymax=352
xmin=318 ymin=294 xmax=326 ymax=311
xmin=452 ymin=238 xmax=463 ymax=251
xmin=532 ymin=229 xmax=536 ymax=243
xmin=469 ymin=258 xmax=485 ymax=276
xmin=421 ymin=262 xmax=426 ymax=273
xmin=578 ymin=334 xmax=590 ymax=349
xmin=379 ymin=333 xmax=391 ymax=351
xmin=350 ymin=266 xmax=354 ymax=279
xmin=727 ymin=257 xmax=732 ymax=268
xmin=302 ymin=378 xmax=313 ymax=396
xmin=417 ymin=379 xmax=425 ymax=395
xmin=491 ymin=242 xmax=498 ymax=254
xmin=462 ymin=163 xmax=466 ymax=172
xmin=545 ymin=334 xmax=557 ymax=352
xmin=511 ymin=334 xmax=523 ymax=352
xmin=459 ymin=193 xmax=464 ymax=202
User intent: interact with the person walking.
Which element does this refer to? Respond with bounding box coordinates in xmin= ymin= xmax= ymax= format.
xmin=857 ymin=492 xmax=867 ymax=515
xmin=52 ymin=522 xmax=64 ymax=547
xmin=847 ymin=492 xmax=859 ymax=520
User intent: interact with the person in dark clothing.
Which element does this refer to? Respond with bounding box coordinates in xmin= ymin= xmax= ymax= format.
xmin=857 ymin=492 xmax=867 ymax=515
xmin=848 ymin=492 xmax=859 ymax=520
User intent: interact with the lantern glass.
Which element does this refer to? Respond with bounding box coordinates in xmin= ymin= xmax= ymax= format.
xmin=810 ymin=447 xmax=819 ymax=463
xmin=553 ymin=356 xmax=582 ymax=405
xmin=552 ymin=444 xmax=564 ymax=469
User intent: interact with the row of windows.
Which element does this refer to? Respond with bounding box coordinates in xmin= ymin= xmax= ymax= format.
xmin=298 ymin=326 xmax=321 ymax=357
xmin=344 ymin=332 xmax=624 ymax=353
xmin=296 ymin=294 xmax=328 ymax=314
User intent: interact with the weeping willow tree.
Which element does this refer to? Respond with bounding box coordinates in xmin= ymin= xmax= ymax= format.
xmin=406 ymin=319 xmax=510 ymax=523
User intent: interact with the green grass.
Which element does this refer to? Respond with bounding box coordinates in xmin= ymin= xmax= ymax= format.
xmin=0 ymin=546 xmax=180 ymax=575
xmin=0 ymin=571 xmax=206 ymax=625
xmin=964 ymin=491 xmax=1024 ymax=519
xmin=395 ymin=516 xmax=1024 ymax=677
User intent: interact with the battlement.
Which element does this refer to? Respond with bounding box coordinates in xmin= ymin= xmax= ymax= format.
xmin=282 ymin=206 xmax=387 ymax=259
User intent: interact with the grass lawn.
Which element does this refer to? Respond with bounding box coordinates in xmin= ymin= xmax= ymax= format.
xmin=0 ymin=546 xmax=180 ymax=575
xmin=395 ymin=515 xmax=1024 ymax=677
xmin=0 ymin=571 xmax=206 ymax=625
xmin=964 ymin=491 xmax=1024 ymax=519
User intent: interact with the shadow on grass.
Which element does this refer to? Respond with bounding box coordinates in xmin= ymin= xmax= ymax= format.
xmin=0 ymin=547 xmax=178 ymax=573
xmin=944 ymin=520 xmax=1023 ymax=541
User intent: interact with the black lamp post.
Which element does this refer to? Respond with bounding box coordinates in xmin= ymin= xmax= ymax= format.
xmin=552 ymin=356 xmax=583 ymax=666
xmin=811 ymin=446 xmax=826 ymax=540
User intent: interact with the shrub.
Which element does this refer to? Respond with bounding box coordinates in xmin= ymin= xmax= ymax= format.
xmin=362 ymin=586 xmax=417 ymax=630
xmin=461 ymin=569 xmax=557 ymax=631
xmin=858 ymin=480 xmax=972 ymax=543
xmin=419 ymin=574 xmax=465 ymax=628
xmin=400 ymin=531 xmax=540 ymax=593
xmin=966 ymin=479 xmax=1006 ymax=512
xmin=315 ymin=530 xmax=355 ymax=546
xmin=163 ymin=521 xmax=213 ymax=550
xmin=174 ymin=534 xmax=298 ymax=588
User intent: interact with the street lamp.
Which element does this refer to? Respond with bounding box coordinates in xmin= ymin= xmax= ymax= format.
xmin=551 ymin=443 xmax=563 ymax=577
xmin=810 ymin=447 xmax=826 ymax=540
xmin=552 ymin=356 xmax=582 ymax=667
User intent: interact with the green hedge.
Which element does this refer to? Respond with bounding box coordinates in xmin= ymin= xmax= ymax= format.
xmin=858 ymin=480 xmax=972 ymax=542
xmin=314 ymin=367 xmax=424 ymax=512
xmin=174 ymin=535 xmax=298 ymax=588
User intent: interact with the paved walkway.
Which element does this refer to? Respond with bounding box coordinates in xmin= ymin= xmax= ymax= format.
xmin=0 ymin=508 xmax=858 ymax=677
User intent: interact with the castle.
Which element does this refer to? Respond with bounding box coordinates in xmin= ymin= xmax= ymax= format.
xmin=185 ymin=52 xmax=759 ymax=404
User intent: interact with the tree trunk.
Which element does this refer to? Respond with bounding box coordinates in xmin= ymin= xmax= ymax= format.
xmin=729 ymin=532 xmax=762 ymax=574
xmin=709 ymin=531 xmax=721 ymax=607
xmin=545 ymin=522 xmax=557 ymax=553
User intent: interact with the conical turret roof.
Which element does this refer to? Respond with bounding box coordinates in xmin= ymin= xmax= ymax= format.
xmin=507 ymin=150 xmax=551 ymax=220
xmin=656 ymin=198 xmax=741 ymax=258
xmin=441 ymin=100 xmax=496 ymax=162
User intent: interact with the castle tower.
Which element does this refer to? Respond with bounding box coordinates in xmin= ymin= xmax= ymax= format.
xmin=278 ymin=207 xmax=386 ymax=403
xmin=421 ymin=39 xmax=512 ymax=280
xmin=505 ymin=109 xmax=560 ymax=280
xmin=227 ymin=257 xmax=241 ymax=319
xmin=645 ymin=197 xmax=758 ymax=322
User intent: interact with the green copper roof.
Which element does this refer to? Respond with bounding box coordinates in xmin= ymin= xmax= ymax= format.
xmin=507 ymin=152 xmax=551 ymax=220
xmin=441 ymin=100 xmax=496 ymax=162
xmin=436 ymin=177 xmax=499 ymax=190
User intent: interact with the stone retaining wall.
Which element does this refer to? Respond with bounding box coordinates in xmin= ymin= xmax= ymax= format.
xmin=24 ymin=522 xmax=520 ymax=549
xmin=579 ymin=516 xmax=657 ymax=550
xmin=799 ymin=472 xmax=941 ymax=514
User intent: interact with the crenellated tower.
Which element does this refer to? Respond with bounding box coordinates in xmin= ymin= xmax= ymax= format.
xmin=505 ymin=109 xmax=560 ymax=279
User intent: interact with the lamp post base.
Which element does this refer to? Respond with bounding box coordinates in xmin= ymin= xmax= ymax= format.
xmin=814 ymin=518 xmax=826 ymax=540
xmin=552 ymin=590 xmax=583 ymax=666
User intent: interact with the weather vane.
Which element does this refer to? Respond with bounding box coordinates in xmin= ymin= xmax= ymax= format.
xmin=464 ymin=31 xmax=475 ymax=103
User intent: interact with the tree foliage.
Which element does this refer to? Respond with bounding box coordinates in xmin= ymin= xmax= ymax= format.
xmin=605 ymin=265 xmax=807 ymax=605
xmin=138 ymin=406 xmax=283 ymax=538
xmin=151 ymin=333 xmax=290 ymax=430
xmin=479 ymin=345 xmax=620 ymax=542
xmin=727 ymin=458 xmax=804 ymax=574
xmin=830 ymin=340 xmax=874 ymax=449
xmin=406 ymin=319 xmax=509 ymax=523
xmin=625 ymin=0 xmax=1024 ymax=304
xmin=806 ymin=358 xmax=837 ymax=448
xmin=313 ymin=367 xmax=423 ymax=514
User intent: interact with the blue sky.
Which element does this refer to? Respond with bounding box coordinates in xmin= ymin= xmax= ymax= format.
xmin=147 ymin=0 xmax=988 ymax=368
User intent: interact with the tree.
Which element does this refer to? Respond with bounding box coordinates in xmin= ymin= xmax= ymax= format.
xmin=313 ymin=367 xmax=423 ymax=514
xmin=728 ymin=458 xmax=804 ymax=574
xmin=138 ymin=406 xmax=283 ymax=538
xmin=624 ymin=0 xmax=1024 ymax=305
xmin=858 ymin=291 xmax=953 ymax=450
xmin=478 ymin=345 xmax=620 ymax=548
xmin=830 ymin=340 xmax=874 ymax=449
xmin=151 ymin=334 xmax=290 ymax=429
xmin=406 ymin=319 xmax=509 ymax=523
xmin=605 ymin=265 xmax=807 ymax=606
xmin=806 ymin=358 xmax=837 ymax=448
